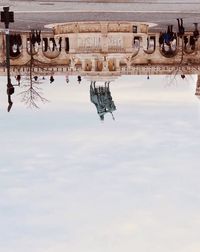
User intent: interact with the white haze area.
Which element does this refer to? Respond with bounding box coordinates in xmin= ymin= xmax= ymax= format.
xmin=0 ymin=75 xmax=200 ymax=252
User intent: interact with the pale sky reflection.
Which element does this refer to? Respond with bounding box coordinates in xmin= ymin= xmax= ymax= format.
xmin=0 ymin=75 xmax=200 ymax=252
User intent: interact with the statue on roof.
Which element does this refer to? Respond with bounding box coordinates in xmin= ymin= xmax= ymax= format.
xmin=90 ymin=81 xmax=116 ymax=121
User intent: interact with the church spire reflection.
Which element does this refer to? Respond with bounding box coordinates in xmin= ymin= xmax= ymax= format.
xmin=90 ymin=81 xmax=116 ymax=121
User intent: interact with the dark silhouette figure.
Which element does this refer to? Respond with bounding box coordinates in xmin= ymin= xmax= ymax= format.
xmin=16 ymin=34 xmax=22 ymax=47
xmin=59 ymin=37 xmax=62 ymax=51
xmin=159 ymin=28 xmax=177 ymax=57
xmin=50 ymin=76 xmax=54 ymax=83
xmin=177 ymin=18 xmax=185 ymax=37
xmin=184 ymin=36 xmax=189 ymax=48
xmin=31 ymin=30 xmax=41 ymax=46
xmin=167 ymin=25 xmax=174 ymax=41
xmin=9 ymin=34 xmax=22 ymax=57
xmin=190 ymin=36 xmax=196 ymax=50
xmin=181 ymin=74 xmax=186 ymax=79
xmin=77 ymin=75 xmax=81 ymax=84
xmin=36 ymin=30 xmax=41 ymax=45
xmin=30 ymin=31 xmax=36 ymax=46
xmin=163 ymin=31 xmax=171 ymax=45
xmin=43 ymin=38 xmax=48 ymax=52
xmin=193 ymin=23 xmax=199 ymax=40
xmin=159 ymin=32 xmax=164 ymax=46
xmin=16 ymin=75 xmax=21 ymax=85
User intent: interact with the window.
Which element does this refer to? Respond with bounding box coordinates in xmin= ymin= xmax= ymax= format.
xmin=132 ymin=26 xmax=137 ymax=33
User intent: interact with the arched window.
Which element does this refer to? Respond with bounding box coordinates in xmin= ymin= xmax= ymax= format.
xmin=108 ymin=59 xmax=116 ymax=71
xmin=183 ymin=35 xmax=196 ymax=54
xmin=95 ymin=60 xmax=103 ymax=71
xmin=143 ymin=36 xmax=156 ymax=54
xmin=42 ymin=37 xmax=61 ymax=59
xmin=132 ymin=36 xmax=140 ymax=57
xmin=159 ymin=33 xmax=178 ymax=58
xmin=65 ymin=37 xmax=70 ymax=53
xmin=9 ymin=34 xmax=22 ymax=58
xmin=85 ymin=60 xmax=92 ymax=71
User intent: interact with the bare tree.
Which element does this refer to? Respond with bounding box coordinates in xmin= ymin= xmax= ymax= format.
xmin=19 ymin=77 xmax=48 ymax=109
xmin=18 ymin=31 xmax=50 ymax=108
xmin=166 ymin=37 xmax=194 ymax=85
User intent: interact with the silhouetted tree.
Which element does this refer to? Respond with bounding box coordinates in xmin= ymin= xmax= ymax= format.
xmin=18 ymin=31 xmax=50 ymax=108
xmin=18 ymin=64 xmax=49 ymax=109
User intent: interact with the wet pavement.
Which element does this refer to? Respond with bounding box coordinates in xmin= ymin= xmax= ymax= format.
xmin=0 ymin=1 xmax=200 ymax=31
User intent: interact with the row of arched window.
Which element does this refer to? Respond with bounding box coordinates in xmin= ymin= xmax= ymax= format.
xmin=4 ymin=33 xmax=198 ymax=61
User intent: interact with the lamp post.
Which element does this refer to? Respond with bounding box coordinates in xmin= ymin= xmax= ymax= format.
xmin=1 ymin=6 xmax=14 ymax=112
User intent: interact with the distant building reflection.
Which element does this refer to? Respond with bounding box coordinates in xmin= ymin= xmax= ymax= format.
xmin=90 ymin=81 xmax=116 ymax=121
xmin=1 ymin=20 xmax=200 ymax=113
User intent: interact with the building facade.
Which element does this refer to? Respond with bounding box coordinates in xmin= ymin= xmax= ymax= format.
xmin=1 ymin=21 xmax=200 ymax=95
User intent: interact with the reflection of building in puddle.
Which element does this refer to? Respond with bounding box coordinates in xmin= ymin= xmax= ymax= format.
xmin=0 ymin=21 xmax=199 ymax=79
xmin=1 ymin=21 xmax=200 ymax=78
xmin=90 ymin=81 xmax=116 ymax=121
xmin=1 ymin=21 xmax=200 ymax=111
